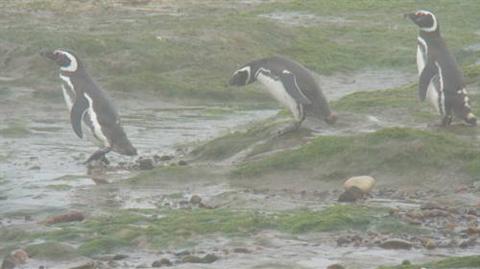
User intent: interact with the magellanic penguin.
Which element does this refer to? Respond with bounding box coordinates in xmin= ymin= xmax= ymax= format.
xmin=405 ymin=10 xmax=476 ymax=126
xmin=41 ymin=49 xmax=137 ymax=163
xmin=229 ymin=56 xmax=337 ymax=131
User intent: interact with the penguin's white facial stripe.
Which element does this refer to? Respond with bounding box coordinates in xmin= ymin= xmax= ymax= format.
xmin=415 ymin=10 xmax=437 ymax=32
xmin=59 ymin=74 xmax=75 ymax=110
xmin=54 ymin=50 xmax=78 ymax=72
xmin=235 ymin=66 xmax=251 ymax=82
xmin=84 ymin=93 xmax=110 ymax=147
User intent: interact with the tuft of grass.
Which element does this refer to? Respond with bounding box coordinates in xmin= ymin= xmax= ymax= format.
xmin=232 ymin=127 xmax=480 ymax=181
xmin=25 ymin=242 xmax=79 ymax=260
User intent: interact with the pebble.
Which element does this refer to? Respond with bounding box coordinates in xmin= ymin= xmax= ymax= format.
xmin=379 ymin=239 xmax=413 ymax=250
xmin=42 ymin=211 xmax=85 ymax=225
xmin=152 ymin=258 xmax=172 ymax=267
xmin=182 ymin=254 xmax=219 ymax=264
xmin=338 ymin=186 xmax=364 ymax=202
xmin=189 ymin=195 xmax=202 ymax=205
xmin=343 ymin=175 xmax=376 ymax=194
xmin=112 ymin=254 xmax=128 ymax=260
xmin=137 ymin=158 xmax=154 ymax=170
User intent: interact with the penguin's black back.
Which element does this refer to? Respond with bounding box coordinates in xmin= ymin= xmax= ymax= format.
xmin=260 ymin=56 xmax=332 ymax=118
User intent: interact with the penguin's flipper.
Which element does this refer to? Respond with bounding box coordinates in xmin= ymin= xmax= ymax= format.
xmin=419 ymin=61 xmax=437 ymax=101
xmin=70 ymin=93 xmax=89 ymax=139
xmin=279 ymin=71 xmax=311 ymax=105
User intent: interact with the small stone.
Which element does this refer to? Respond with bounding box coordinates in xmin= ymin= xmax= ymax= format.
xmin=175 ymin=250 xmax=190 ymax=256
xmin=182 ymin=254 xmax=218 ymax=264
xmin=178 ymin=160 xmax=188 ymax=166
xmin=137 ymin=158 xmax=154 ymax=170
xmin=379 ymin=239 xmax=413 ymax=250
xmin=338 ymin=186 xmax=364 ymax=202
xmin=152 ymin=258 xmax=172 ymax=267
xmin=42 ymin=211 xmax=85 ymax=225
xmin=343 ymin=175 xmax=375 ymax=194
xmin=459 ymin=237 xmax=477 ymax=248
xmin=158 ymin=155 xmax=174 ymax=162
xmin=424 ymin=239 xmax=436 ymax=250
xmin=189 ymin=195 xmax=202 ymax=205
xmin=327 ymin=264 xmax=345 ymax=269
xmin=232 ymin=248 xmax=251 ymax=254
xmin=113 ymin=254 xmax=128 ymax=260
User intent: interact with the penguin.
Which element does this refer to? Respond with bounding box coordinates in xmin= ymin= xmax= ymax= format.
xmin=229 ymin=56 xmax=337 ymax=132
xmin=405 ymin=10 xmax=476 ymax=126
xmin=41 ymin=49 xmax=137 ymax=163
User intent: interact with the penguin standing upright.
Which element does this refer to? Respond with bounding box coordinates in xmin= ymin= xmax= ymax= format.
xmin=42 ymin=49 xmax=137 ymax=163
xmin=405 ymin=10 xmax=476 ymax=126
xmin=229 ymin=56 xmax=337 ymax=131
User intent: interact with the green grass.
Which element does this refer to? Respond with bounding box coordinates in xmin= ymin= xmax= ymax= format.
xmin=232 ymin=127 xmax=480 ymax=181
xmin=1 ymin=0 xmax=479 ymax=103
xmin=1 ymin=205 xmax=416 ymax=257
xmin=378 ymin=255 xmax=480 ymax=269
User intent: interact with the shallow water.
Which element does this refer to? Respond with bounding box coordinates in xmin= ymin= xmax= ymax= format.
xmin=0 ymin=88 xmax=276 ymax=214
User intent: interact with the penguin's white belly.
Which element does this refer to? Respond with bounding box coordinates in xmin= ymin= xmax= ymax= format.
xmin=426 ymin=82 xmax=440 ymax=113
xmin=257 ymin=73 xmax=302 ymax=121
xmin=84 ymin=93 xmax=110 ymax=147
xmin=416 ymin=45 xmax=426 ymax=75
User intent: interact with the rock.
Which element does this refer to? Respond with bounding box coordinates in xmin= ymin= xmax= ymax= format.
xmin=65 ymin=261 xmax=96 ymax=269
xmin=232 ymin=248 xmax=251 ymax=254
xmin=178 ymin=160 xmax=188 ymax=166
xmin=401 ymin=260 xmax=411 ymax=265
xmin=42 ymin=211 xmax=85 ymax=225
xmin=189 ymin=195 xmax=202 ymax=205
xmin=327 ymin=264 xmax=345 ymax=269
xmin=422 ymin=209 xmax=449 ymax=218
xmin=182 ymin=254 xmax=219 ymax=264
xmin=152 ymin=258 xmax=172 ymax=267
xmin=343 ymin=175 xmax=375 ymax=194
xmin=420 ymin=202 xmax=445 ymax=211
xmin=137 ymin=158 xmax=154 ymax=170
xmin=424 ymin=239 xmax=436 ymax=250
xmin=336 ymin=236 xmax=351 ymax=246
xmin=379 ymin=239 xmax=413 ymax=250
xmin=459 ymin=237 xmax=477 ymax=248
xmin=158 ymin=155 xmax=174 ymax=162
xmin=338 ymin=186 xmax=364 ymax=202
xmin=112 ymin=254 xmax=128 ymax=260
xmin=10 ymin=250 xmax=27 ymax=265
xmin=175 ymin=250 xmax=191 ymax=256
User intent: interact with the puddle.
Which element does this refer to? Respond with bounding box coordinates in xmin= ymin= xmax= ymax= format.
xmin=0 ymin=88 xmax=276 ymax=215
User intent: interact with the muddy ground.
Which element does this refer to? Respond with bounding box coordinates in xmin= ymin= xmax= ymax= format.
xmin=1 ymin=1 xmax=480 ymax=269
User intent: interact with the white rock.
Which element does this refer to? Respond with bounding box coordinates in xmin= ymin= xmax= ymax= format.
xmin=343 ymin=176 xmax=376 ymax=194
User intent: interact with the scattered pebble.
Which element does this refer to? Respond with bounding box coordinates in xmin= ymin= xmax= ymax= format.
xmin=42 ymin=211 xmax=85 ymax=225
xmin=152 ymin=258 xmax=172 ymax=267
xmin=182 ymin=254 xmax=218 ymax=264
xmin=379 ymin=238 xmax=413 ymax=250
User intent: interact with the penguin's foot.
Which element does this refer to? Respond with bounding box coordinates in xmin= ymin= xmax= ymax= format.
xmin=84 ymin=147 xmax=112 ymax=165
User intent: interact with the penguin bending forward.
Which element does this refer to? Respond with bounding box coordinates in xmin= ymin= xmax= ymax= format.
xmin=42 ymin=49 xmax=137 ymax=164
xmin=405 ymin=10 xmax=476 ymax=126
xmin=229 ymin=56 xmax=337 ymax=132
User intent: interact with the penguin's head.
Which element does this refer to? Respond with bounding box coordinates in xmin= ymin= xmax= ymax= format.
xmin=404 ymin=10 xmax=438 ymax=33
xmin=229 ymin=66 xmax=254 ymax=86
xmin=41 ymin=49 xmax=80 ymax=72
